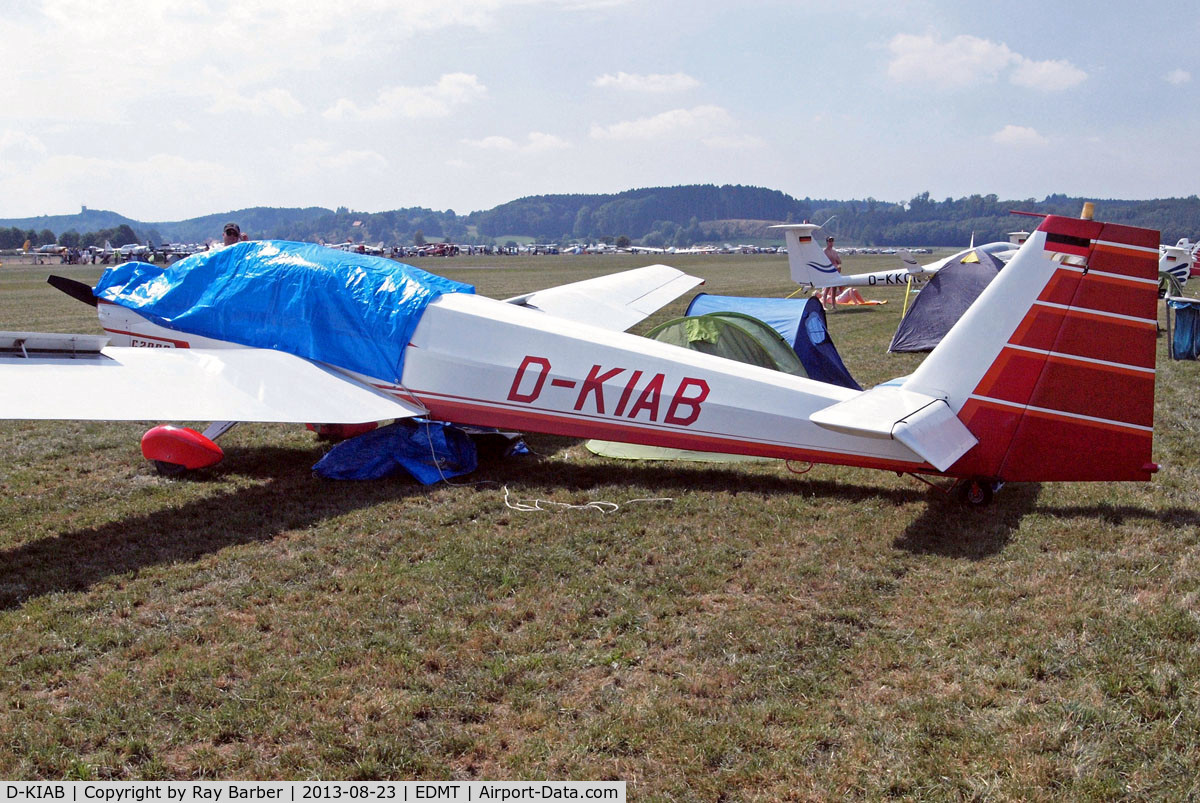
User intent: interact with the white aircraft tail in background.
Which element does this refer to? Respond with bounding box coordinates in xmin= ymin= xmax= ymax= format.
xmin=776 ymin=224 xmax=1021 ymax=290
xmin=1160 ymin=240 xmax=1194 ymax=287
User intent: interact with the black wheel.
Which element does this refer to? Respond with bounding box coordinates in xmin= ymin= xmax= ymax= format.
xmin=153 ymin=460 xmax=188 ymax=477
xmin=958 ymin=477 xmax=994 ymax=507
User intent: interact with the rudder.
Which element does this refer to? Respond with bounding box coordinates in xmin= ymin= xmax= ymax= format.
xmin=772 ymin=224 xmax=841 ymax=287
xmin=905 ymin=214 xmax=1160 ymax=482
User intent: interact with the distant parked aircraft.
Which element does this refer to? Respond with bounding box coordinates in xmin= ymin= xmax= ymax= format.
xmin=777 ymin=224 xmax=1020 ymax=290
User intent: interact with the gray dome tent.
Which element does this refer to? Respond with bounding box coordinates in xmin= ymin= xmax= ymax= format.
xmin=889 ymin=248 xmax=1005 ymax=353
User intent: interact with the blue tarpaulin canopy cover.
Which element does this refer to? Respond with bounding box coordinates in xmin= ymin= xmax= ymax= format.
xmin=94 ymin=241 xmax=475 ymax=382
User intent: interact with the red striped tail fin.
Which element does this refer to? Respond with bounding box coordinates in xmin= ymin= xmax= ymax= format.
xmin=905 ymin=214 xmax=1160 ymax=482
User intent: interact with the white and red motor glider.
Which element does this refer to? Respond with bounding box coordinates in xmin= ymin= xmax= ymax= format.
xmin=0 ymin=209 xmax=1160 ymax=504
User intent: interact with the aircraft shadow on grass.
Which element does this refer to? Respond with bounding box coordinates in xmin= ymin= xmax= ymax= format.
xmin=0 ymin=441 xmax=931 ymax=609
xmin=3 ymin=444 xmax=1192 ymax=609
xmin=895 ymin=484 xmax=1200 ymax=560
xmin=895 ymin=482 xmax=1042 ymax=560
xmin=0 ymin=446 xmax=424 ymax=610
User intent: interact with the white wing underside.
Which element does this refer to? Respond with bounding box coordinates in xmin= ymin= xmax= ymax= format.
xmin=0 ymin=341 xmax=422 ymax=423
xmin=505 ymin=264 xmax=703 ymax=330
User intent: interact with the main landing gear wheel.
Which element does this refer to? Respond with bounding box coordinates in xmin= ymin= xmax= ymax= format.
xmin=957 ymin=477 xmax=997 ymax=507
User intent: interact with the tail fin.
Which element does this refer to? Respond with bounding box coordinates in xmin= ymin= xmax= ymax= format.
xmin=771 ymin=224 xmax=841 ymax=287
xmin=904 ymin=213 xmax=1159 ymax=482
xmin=1160 ymin=245 xmax=1192 ymax=286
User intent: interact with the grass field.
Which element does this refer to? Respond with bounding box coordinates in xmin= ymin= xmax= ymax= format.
xmin=1 ymin=251 xmax=1198 ymax=799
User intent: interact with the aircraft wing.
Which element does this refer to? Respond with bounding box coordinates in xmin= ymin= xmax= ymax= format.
xmin=0 ymin=333 xmax=422 ymax=423
xmin=504 ymin=264 xmax=703 ymax=331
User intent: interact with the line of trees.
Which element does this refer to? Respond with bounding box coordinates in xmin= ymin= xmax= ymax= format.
xmin=0 ymin=227 xmax=55 ymax=249
xmin=0 ymin=224 xmax=140 ymax=250
xmin=805 ymin=193 xmax=1200 ymax=246
xmin=6 ymin=188 xmax=1200 ymax=251
xmin=468 ymin=185 xmax=810 ymax=245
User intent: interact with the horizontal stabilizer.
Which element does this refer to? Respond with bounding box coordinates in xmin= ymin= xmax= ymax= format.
xmin=809 ymin=386 xmax=977 ymax=471
xmin=897 ymin=249 xmax=922 ymax=274
xmin=0 ymin=339 xmax=423 ymax=424
xmin=506 ymin=264 xmax=703 ymax=331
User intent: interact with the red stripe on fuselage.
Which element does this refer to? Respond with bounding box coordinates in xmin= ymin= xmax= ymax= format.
xmin=392 ymin=389 xmax=936 ymax=475
xmin=102 ymin=327 xmax=192 ymax=348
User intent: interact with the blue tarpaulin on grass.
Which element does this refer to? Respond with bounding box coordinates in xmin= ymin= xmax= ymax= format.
xmin=93 ymin=241 xmax=475 ymax=382
xmin=312 ymin=420 xmax=478 ymax=483
xmin=1168 ymin=296 xmax=1200 ymax=360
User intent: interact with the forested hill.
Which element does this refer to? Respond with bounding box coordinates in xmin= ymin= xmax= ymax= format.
xmin=807 ymin=193 xmax=1200 ymax=248
xmin=469 ymin=185 xmax=813 ymax=243
xmin=468 ymin=188 xmax=1200 ymax=246
xmin=3 ymin=187 xmax=1199 ymax=249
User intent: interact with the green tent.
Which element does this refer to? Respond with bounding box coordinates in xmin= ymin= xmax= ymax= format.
xmin=585 ymin=312 xmax=804 ymax=461
xmin=644 ymin=312 xmax=808 ymax=376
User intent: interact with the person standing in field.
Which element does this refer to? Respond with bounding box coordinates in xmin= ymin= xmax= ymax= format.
xmin=818 ymin=236 xmax=843 ymax=309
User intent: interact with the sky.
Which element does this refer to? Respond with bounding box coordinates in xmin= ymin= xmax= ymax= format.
xmin=1 ymin=0 xmax=1197 ymax=222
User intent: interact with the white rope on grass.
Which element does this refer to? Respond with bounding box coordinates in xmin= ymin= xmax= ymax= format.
xmin=503 ymin=485 xmax=673 ymax=513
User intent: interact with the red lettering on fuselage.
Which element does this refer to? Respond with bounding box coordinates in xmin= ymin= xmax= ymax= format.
xmin=613 ymin=370 xmax=644 ymax=417
xmin=507 ymin=356 xmax=707 ymax=426
xmin=574 ymin=364 xmax=624 ymax=413
xmin=507 ymin=355 xmax=552 ymax=402
xmin=664 ymin=377 xmax=709 ymax=425
xmin=628 ymin=373 xmax=666 ymax=421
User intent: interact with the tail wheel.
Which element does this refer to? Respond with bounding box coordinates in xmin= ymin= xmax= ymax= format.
xmin=957 ymin=477 xmax=995 ymax=507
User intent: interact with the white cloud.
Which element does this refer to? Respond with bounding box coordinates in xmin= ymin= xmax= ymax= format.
xmin=0 ymin=130 xmax=48 ymax=158
xmin=0 ymin=152 xmax=245 ymax=219
xmin=887 ymin=33 xmax=1085 ymax=91
xmin=590 ymin=105 xmax=733 ymax=140
xmin=592 ymin=71 xmax=700 ymax=92
xmin=290 ymin=140 xmax=388 ymax=171
xmin=463 ymin=132 xmax=570 ymax=153
xmin=464 ymin=135 xmax=519 ymax=150
xmin=702 ymin=134 xmax=765 ymax=149
xmin=887 ymin=33 xmax=1015 ymax=88
xmin=324 ymin=73 xmax=487 ymax=120
xmin=991 ymin=124 xmax=1048 ymax=147
xmin=0 ymin=1 xmax=595 ymax=120
xmin=524 ymin=132 xmax=570 ymax=152
xmin=1009 ymin=57 xmax=1087 ymax=91
xmin=209 ymin=87 xmax=305 ymax=117
xmin=1166 ymin=68 xmax=1192 ymax=85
